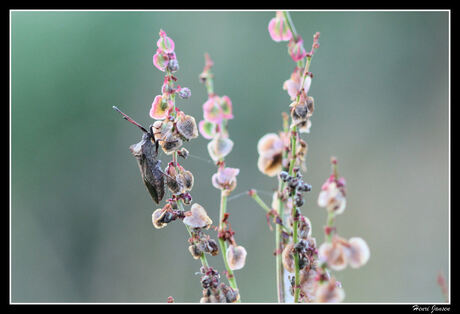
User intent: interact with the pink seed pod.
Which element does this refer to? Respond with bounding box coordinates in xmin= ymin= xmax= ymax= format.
xmin=203 ymin=96 xmax=224 ymax=123
xmin=157 ymin=29 xmax=175 ymax=53
xmin=317 ymin=181 xmax=347 ymax=215
xmin=150 ymin=95 xmax=172 ymax=120
xmin=183 ymin=203 xmax=213 ymax=229
xmin=288 ymin=37 xmax=307 ymax=62
xmin=198 ymin=120 xmax=217 ymax=140
xmin=153 ymin=50 xmax=169 ymax=72
xmin=345 ymin=237 xmax=370 ymax=268
xmin=318 ymin=242 xmax=348 ymax=271
xmin=220 ymin=96 xmax=234 ymax=120
xmin=315 ymin=279 xmax=345 ymax=303
xmin=207 ymin=135 xmax=234 ymax=162
xmin=212 ymin=167 xmax=240 ymax=193
xmin=268 ymin=11 xmax=292 ymax=42
xmin=226 ymin=245 xmax=247 ymax=270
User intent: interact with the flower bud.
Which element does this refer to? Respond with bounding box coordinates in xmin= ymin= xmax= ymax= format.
xmin=226 ymin=245 xmax=247 ymax=270
xmin=177 ymin=147 xmax=189 ymax=159
xmin=166 ymin=59 xmax=179 ymax=72
xmin=177 ymin=87 xmax=191 ymax=99
xmin=183 ymin=203 xmax=213 ymax=229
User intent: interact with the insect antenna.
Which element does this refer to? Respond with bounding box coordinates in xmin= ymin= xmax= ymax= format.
xmin=113 ymin=106 xmax=149 ymax=134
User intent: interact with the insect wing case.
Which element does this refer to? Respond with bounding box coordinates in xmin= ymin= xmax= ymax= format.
xmin=129 ymin=135 xmax=165 ymax=204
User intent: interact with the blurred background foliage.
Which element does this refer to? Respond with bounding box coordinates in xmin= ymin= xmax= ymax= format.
xmin=11 ymin=10 xmax=449 ymax=303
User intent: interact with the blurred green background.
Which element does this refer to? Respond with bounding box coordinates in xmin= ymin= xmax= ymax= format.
xmin=11 ymin=10 xmax=449 ymax=303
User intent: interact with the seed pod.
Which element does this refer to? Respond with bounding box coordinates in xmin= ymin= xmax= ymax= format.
xmin=182 ymin=170 xmax=194 ymax=191
xmin=152 ymin=208 xmax=167 ymax=229
xmin=306 ymin=96 xmax=314 ymax=118
xmin=189 ymin=244 xmax=203 ymax=259
xmin=221 ymin=285 xmax=239 ymax=303
xmin=282 ymin=243 xmax=295 ymax=273
xmin=165 ymin=164 xmax=182 ymax=194
xmin=204 ymin=239 xmax=219 ymax=256
xmin=226 ymin=245 xmax=247 ymax=270
xmin=315 ymin=279 xmax=345 ymax=303
xmin=298 ymin=216 xmax=312 ymax=240
xmin=160 ymin=132 xmax=183 ymax=154
xmin=298 ymin=119 xmax=312 ymax=134
xmin=291 ymin=102 xmax=309 ymax=124
xmin=176 ymin=113 xmax=198 ymax=140
xmin=318 ymin=242 xmax=348 ymax=271
xmin=183 ymin=203 xmax=213 ymax=229
xmin=299 ymin=268 xmax=318 ymax=302
xmin=208 ymin=135 xmax=234 ymax=162
xmin=346 ymin=237 xmax=370 ymax=268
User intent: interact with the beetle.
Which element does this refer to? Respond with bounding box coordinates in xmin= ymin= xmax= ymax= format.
xmin=113 ymin=106 xmax=175 ymax=204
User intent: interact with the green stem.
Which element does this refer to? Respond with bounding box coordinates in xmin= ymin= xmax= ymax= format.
xmin=326 ymin=211 xmax=335 ymax=243
xmin=250 ymin=191 xmax=291 ymax=234
xmin=276 ymin=113 xmax=290 ymax=303
xmin=283 ymin=11 xmax=298 ymax=42
xmin=218 ymin=191 xmax=241 ymax=302
xmin=287 ymin=125 xmax=301 ymax=302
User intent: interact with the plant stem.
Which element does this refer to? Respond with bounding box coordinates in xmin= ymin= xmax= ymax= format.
xmin=283 ymin=11 xmax=298 ymax=42
xmin=218 ymin=191 xmax=241 ymax=302
xmin=287 ymin=124 xmax=301 ymax=302
xmin=249 ymin=190 xmax=291 ymax=234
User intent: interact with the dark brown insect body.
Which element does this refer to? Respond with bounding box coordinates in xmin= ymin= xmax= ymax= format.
xmin=113 ymin=106 xmax=165 ymax=204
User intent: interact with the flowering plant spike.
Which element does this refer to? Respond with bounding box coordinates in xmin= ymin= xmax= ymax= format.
xmin=115 ymin=30 xmax=238 ymax=303
xmin=249 ymin=11 xmax=370 ymax=303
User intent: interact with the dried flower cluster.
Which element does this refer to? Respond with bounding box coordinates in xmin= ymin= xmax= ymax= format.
xmin=199 ymin=53 xmax=245 ymax=301
xmin=248 ymin=11 xmax=370 ymax=303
